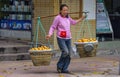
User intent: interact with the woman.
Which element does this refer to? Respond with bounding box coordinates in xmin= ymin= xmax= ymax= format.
xmin=46 ymin=4 xmax=86 ymax=73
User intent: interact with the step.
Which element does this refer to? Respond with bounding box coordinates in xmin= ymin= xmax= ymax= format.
xmin=0 ymin=47 xmax=29 ymax=54
xmin=0 ymin=53 xmax=30 ymax=61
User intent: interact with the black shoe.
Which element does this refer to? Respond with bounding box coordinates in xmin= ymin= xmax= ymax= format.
xmin=61 ymin=70 xmax=71 ymax=73
xmin=57 ymin=68 xmax=62 ymax=73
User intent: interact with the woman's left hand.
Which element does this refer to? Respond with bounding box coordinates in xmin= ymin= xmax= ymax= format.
xmin=82 ymin=14 xmax=87 ymax=19
xmin=76 ymin=15 xmax=87 ymax=23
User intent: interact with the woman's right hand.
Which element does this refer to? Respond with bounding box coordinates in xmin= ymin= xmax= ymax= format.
xmin=46 ymin=35 xmax=51 ymax=40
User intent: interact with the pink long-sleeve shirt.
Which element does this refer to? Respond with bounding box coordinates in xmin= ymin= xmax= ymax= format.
xmin=49 ymin=14 xmax=77 ymax=39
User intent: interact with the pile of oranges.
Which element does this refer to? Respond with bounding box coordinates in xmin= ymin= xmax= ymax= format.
xmin=77 ymin=38 xmax=97 ymax=43
xmin=30 ymin=46 xmax=51 ymax=51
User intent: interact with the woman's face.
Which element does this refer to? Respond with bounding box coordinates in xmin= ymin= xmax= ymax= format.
xmin=60 ymin=6 xmax=68 ymax=17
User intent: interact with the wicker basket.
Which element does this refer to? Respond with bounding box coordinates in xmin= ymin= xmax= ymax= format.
xmin=29 ymin=50 xmax=52 ymax=66
xmin=74 ymin=41 xmax=98 ymax=58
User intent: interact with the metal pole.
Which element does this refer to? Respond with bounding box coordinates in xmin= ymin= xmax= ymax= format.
xmin=118 ymin=62 xmax=120 ymax=75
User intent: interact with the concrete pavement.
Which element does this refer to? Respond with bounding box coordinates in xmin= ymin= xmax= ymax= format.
xmin=0 ymin=56 xmax=120 ymax=77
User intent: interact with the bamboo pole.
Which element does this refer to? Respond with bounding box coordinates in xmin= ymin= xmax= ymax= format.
xmin=35 ymin=11 xmax=89 ymax=19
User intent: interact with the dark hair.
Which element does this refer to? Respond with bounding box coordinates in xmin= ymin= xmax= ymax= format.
xmin=60 ymin=4 xmax=69 ymax=18
xmin=60 ymin=4 xmax=68 ymax=11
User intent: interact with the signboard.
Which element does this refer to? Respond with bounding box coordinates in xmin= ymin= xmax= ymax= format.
xmin=96 ymin=0 xmax=112 ymax=33
xmin=0 ymin=19 xmax=31 ymax=30
xmin=97 ymin=0 xmax=103 ymax=3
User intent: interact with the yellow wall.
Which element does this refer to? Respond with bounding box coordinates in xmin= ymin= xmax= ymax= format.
xmin=33 ymin=0 xmax=55 ymax=45
xmin=33 ymin=0 xmax=96 ymax=50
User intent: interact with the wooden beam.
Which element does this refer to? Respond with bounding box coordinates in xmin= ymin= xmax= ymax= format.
xmin=54 ymin=0 xmax=59 ymax=15
xmin=53 ymin=0 xmax=59 ymax=50
xmin=79 ymin=0 xmax=83 ymax=17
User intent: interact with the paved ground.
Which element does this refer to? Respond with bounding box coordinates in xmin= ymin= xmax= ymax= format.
xmin=0 ymin=39 xmax=120 ymax=77
xmin=0 ymin=56 xmax=120 ymax=77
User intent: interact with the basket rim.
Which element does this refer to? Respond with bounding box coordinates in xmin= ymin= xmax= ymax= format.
xmin=29 ymin=49 xmax=52 ymax=52
xmin=74 ymin=41 xmax=98 ymax=45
